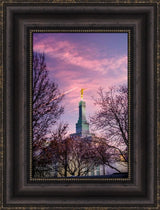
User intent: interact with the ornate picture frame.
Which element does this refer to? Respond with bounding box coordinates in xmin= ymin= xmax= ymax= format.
xmin=1 ymin=1 xmax=159 ymax=209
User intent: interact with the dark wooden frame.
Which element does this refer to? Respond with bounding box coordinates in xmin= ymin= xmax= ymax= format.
xmin=1 ymin=1 xmax=159 ymax=209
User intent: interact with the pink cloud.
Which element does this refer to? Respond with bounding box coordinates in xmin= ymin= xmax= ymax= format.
xmin=33 ymin=36 xmax=127 ymax=76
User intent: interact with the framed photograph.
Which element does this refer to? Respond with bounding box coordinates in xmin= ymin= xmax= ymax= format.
xmin=1 ymin=0 xmax=159 ymax=209
xmin=32 ymin=31 xmax=129 ymax=180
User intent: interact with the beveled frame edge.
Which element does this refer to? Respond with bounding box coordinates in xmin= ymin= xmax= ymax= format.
xmin=0 ymin=1 xmax=159 ymax=210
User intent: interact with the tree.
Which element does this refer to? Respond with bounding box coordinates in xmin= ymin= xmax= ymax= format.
xmin=91 ymin=137 xmax=122 ymax=175
xmin=33 ymin=52 xmax=64 ymax=142
xmin=49 ymin=136 xmax=96 ymax=177
xmin=65 ymin=138 xmax=96 ymax=177
xmin=90 ymin=84 xmax=128 ymax=167
xmin=49 ymin=123 xmax=69 ymax=177
xmin=32 ymin=52 xmax=65 ymax=177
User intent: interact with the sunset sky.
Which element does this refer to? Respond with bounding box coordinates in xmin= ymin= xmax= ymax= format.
xmin=33 ymin=33 xmax=128 ymax=135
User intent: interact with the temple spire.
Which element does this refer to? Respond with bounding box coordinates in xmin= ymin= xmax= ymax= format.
xmin=70 ymin=88 xmax=93 ymax=138
xmin=75 ymin=89 xmax=89 ymax=137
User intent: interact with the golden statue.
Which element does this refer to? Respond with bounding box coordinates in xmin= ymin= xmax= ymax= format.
xmin=80 ymin=88 xmax=87 ymax=100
